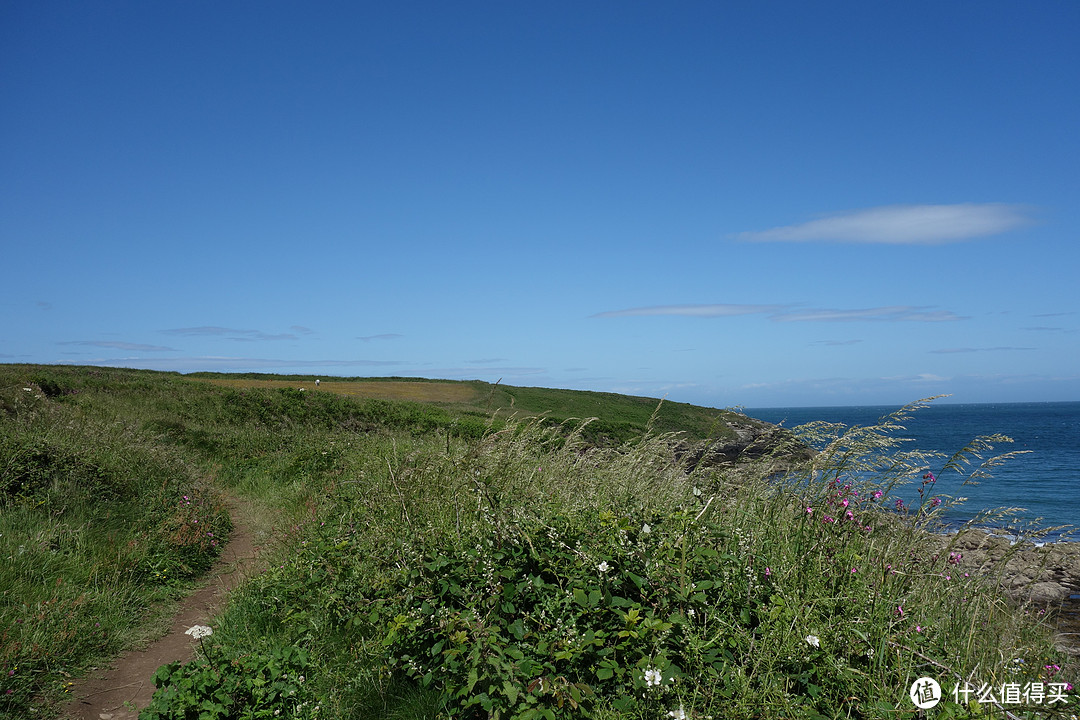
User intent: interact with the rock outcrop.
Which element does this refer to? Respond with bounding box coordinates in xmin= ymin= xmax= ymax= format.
xmin=942 ymin=529 xmax=1080 ymax=654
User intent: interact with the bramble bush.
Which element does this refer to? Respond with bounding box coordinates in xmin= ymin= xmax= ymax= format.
xmin=141 ymin=642 xmax=319 ymax=720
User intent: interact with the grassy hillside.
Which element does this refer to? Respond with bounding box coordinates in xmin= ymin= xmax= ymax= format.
xmin=190 ymin=373 xmax=752 ymax=444
xmin=1 ymin=365 xmax=1075 ymax=719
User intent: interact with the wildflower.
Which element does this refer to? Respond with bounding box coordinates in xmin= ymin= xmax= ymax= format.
xmin=931 ymin=497 xmax=941 ymax=507
xmin=844 ymin=510 xmax=854 ymax=521
xmin=896 ymin=605 xmax=903 ymax=617
xmin=806 ymin=506 xmax=813 ymax=515
xmin=644 ymin=667 xmax=662 ymax=687
xmin=764 ymin=567 xmax=772 ymax=578
xmin=642 ymin=523 xmax=651 ymax=535
xmin=805 ymin=635 xmax=820 ymax=648
xmin=598 ymin=561 xmax=610 ymax=574
xmin=823 ymin=515 xmax=835 ymax=524
xmin=850 ymin=567 xmax=857 ymax=574
xmin=915 ymin=625 xmax=923 ymax=633
xmin=895 ymin=498 xmax=905 ymax=511
xmin=667 ymin=708 xmax=687 ymax=719
xmin=923 ymin=472 xmax=936 ymax=483
xmin=841 ymin=498 xmax=849 ymax=508
xmin=184 ymin=625 xmax=213 ymax=640
xmin=873 ymin=491 xmax=883 ymax=500
xmin=948 ymin=552 xmax=962 ymax=564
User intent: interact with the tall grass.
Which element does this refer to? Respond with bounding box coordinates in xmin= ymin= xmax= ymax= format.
xmin=2 ymin=366 xmax=1074 ymax=718
xmin=0 ymin=369 xmax=231 ymax=717
xmin=157 ymin=405 xmax=1074 ymax=719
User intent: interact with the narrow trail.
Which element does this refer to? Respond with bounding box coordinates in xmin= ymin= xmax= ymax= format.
xmin=64 ymin=496 xmax=268 ymax=720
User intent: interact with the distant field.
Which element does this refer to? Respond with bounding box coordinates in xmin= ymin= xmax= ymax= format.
xmin=199 ymin=377 xmax=483 ymax=404
xmin=193 ymin=375 xmax=749 ymax=442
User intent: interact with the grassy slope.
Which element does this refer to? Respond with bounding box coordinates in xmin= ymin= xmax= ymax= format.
xmin=191 ymin=373 xmax=752 ymax=443
xmin=2 ymin=365 xmax=1075 ymax=719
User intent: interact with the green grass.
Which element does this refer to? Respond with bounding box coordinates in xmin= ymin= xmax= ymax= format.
xmin=0 ymin=365 xmax=1075 ymax=719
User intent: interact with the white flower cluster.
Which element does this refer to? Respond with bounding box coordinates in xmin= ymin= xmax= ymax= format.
xmin=644 ymin=667 xmax=662 ymax=687
xmin=805 ymin=634 xmax=820 ymax=648
xmin=185 ymin=625 xmax=213 ymax=640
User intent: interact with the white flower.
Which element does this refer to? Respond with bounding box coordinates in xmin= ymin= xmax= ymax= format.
xmin=644 ymin=667 xmax=662 ymax=687
xmin=805 ymin=634 xmax=820 ymax=648
xmin=598 ymin=561 xmax=610 ymax=573
xmin=642 ymin=523 xmax=651 ymax=534
xmin=185 ymin=625 xmax=213 ymax=640
xmin=667 ymin=708 xmax=687 ymax=720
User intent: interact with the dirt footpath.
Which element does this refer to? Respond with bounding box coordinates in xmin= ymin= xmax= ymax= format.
xmin=65 ymin=498 xmax=265 ymax=720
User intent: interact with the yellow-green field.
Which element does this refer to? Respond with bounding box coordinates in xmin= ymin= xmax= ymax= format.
xmin=198 ymin=377 xmax=483 ymax=404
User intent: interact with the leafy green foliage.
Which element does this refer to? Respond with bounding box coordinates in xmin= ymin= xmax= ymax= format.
xmin=367 ymin=504 xmax=770 ymax=718
xmin=141 ymin=644 xmax=318 ymax=720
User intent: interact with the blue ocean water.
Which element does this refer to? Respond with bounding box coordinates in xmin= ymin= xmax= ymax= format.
xmin=745 ymin=402 xmax=1080 ymax=542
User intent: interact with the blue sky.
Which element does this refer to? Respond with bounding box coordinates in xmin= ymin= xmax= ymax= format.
xmin=2 ymin=2 xmax=1078 ymax=408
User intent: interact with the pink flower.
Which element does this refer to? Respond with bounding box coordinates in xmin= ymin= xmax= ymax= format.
xmin=896 ymin=605 xmax=904 ymax=617
xmin=764 ymin=567 xmax=772 ymax=578
xmin=872 ymin=491 xmax=883 ymax=500
xmin=850 ymin=567 xmax=857 ymax=574
xmin=841 ymin=498 xmax=849 ymax=508
xmin=806 ymin=507 xmax=813 ymax=515
xmin=823 ymin=515 xmax=836 ymax=524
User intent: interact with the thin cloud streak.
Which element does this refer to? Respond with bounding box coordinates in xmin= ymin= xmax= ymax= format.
xmin=930 ymin=346 xmax=1035 ymax=354
xmin=735 ymin=203 xmax=1031 ymax=244
xmin=357 ymin=334 xmax=405 ymax=342
xmin=772 ymin=307 xmax=966 ymax=323
xmin=59 ymin=340 xmax=176 ymax=352
xmin=592 ymin=304 xmax=782 ymax=318
xmin=64 ymin=356 xmax=409 ymax=372
xmin=163 ymin=326 xmax=299 ymax=341
xmin=595 ymin=304 xmax=965 ymax=323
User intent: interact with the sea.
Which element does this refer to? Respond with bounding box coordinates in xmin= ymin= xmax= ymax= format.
xmin=744 ymin=402 xmax=1080 ymax=543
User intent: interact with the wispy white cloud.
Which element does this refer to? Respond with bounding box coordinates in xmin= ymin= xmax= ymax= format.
xmin=734 ymin=203 xmax=1032 ymax=244
xmin=66 ymin=356 xmax=407 ymax=372
xmin=357 ymin=333 xmax=404 ymax=342
xmin=930 ymin=346 xmax=1034 ymax=354
xmin=772 ymin=306 xmax=966 ymax=322
xmin=594 ymin=304 xmax=965 ymax=323
xmin=591 ymin=304 xmax=782 ymax=318
xmin=59 ymin=340 xmax=176 ymax=352
xmin=163 ymin=326 xmax=299 ymax=341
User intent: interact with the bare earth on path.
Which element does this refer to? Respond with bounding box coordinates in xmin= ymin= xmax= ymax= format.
xmin=64 ymin=496 xmax=268 ymax=720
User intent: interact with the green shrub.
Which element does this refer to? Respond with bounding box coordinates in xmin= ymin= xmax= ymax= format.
xmin=141 ymin=642 xmax=318 ymax=720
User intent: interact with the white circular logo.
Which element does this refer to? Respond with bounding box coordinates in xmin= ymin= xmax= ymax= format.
xmin=909 ymin=677 xmax=941 ymax=709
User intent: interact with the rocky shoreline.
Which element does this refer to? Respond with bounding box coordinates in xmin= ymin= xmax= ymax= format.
xmin=943 ymin=529 xmax=1080 ymax=655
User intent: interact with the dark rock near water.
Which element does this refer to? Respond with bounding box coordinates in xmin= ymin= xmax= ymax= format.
xmin=676 ymin=419 xmax=813 ymax=471
xmin=942 ymin=529 xmax=1080 ymax=654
